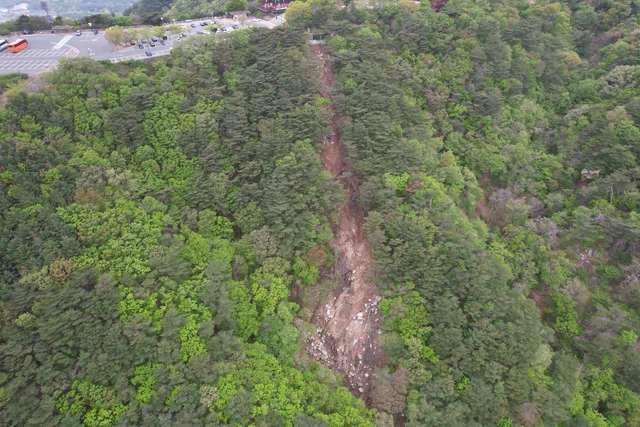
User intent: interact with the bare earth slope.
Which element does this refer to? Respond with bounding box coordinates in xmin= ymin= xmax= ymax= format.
xmin=306 ymin=44 xmax=382 ymax=401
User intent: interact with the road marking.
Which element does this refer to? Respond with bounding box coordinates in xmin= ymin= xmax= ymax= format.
xmin=5 ymin=49 xmax=67 ymax=58
xmin=110 ymin=49 xmax=171 ymax=63
xmin=53 ymin=35 xmax=72 ymax=50
xmin=0 ymin=59 xmax=57 ymax=70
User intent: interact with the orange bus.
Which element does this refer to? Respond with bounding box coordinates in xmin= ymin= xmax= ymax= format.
xmin=7 ymin=38 xmax=28 ymax=53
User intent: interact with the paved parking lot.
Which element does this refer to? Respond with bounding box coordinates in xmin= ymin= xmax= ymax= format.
xmin=0 ymin=16 xmax=284 ymax=75
xmin=0 ymin=35 xmax=75 ymax=74
xmin=1 ymin=48 xmax=69 ymax=58
xmin=0 ymin=59 xmax=59 ymax=71
xmin=111 ymin=49 xmax=171 ymax=63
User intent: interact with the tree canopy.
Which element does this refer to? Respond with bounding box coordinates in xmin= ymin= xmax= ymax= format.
xmin=2 ymin=1 xmax=640 ymax=426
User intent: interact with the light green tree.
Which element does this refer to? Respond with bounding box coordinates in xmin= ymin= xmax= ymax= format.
xmin=104 ymin=26 xmax=125 ymax=48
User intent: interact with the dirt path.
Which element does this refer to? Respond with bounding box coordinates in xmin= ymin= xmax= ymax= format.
xmin=306 ymin=44 xmax=382 ymax=401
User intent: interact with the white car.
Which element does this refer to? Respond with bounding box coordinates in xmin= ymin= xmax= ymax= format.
xmin=252 ymin=18 xmax=260 ymax=22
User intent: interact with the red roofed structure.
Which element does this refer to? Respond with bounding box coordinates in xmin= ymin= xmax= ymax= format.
xmin=258 ymin=0 xmax=289 ymax=13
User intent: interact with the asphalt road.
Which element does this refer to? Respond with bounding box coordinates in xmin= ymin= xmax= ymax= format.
xmin=0 ymin=17 xmax=283 ymax=75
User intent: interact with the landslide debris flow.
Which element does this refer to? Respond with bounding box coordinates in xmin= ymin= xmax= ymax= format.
xmin=306 ymin=44 xmax=382 ymax=401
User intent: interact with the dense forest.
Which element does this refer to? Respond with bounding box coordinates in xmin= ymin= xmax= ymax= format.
xmin=0 ymin=0 xmax=137 ymax=20
xmin=0 ymin=28 xmax=374 ymax=426
xmin=311 ymin=0 xmax=640 ymax=425
xmin=0 ymin=14 xmax=135 ymax=35
xmin=1 ymin=0 xmax=640 ymax=426
xmin=123 ymin=0 xmax=249 ymax=25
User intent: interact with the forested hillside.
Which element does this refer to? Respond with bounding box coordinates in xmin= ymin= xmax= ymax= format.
xmin=123 ymin=0 xmax=244 ymax=25
xmin=1 ymin=1 xmax=640 ymax=427
xmin=297 ymin=0 xmax=640 ymax=426
xmin=0 ymin=0 xmax=137 ymax=20
xmin=0 ymin=28 xmax=374 ymax=426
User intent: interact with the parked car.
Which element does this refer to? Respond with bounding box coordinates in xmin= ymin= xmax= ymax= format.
xmin=75 ymin=30 xmax=82 ymax=36
xmin=252 ymin=18 xmax=260 ymax=22
xmin=130 ymin=40 xmax=136 ymax=45
xmin=149 ymin=41 xmax=156 ymax=47
xmin=232 ymin=24 xmax=239 ymax=30
xmin=22 ymin=29 xmax=33 ymax=35
xmin=145 ymin=51 xmax=152 ymax=56
xmin=159 ymin=39 xmax=166 ymax=45
xmin=93 ymin=30 xmax=98 ymax=35
xmin=151 ymin=36 xmax=158 ymax=42
xmin=138 ymin=43 xmax=144 ymax=49
xmin=181 ymin=32 xmax=188 ymax=37
xmin=220 ymin=27 xmax=228 ymax=32
xmin=196 ymin=30 xmax=204 ymax=35
xmin=200 ymin=21 xmax=208 ymax=26
xmin=141 ymin=38 xmax=147 ymax=43
xmin=190 ymin=23 xmax=196 ymax=28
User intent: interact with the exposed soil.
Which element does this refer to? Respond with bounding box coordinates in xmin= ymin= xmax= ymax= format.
xmin=306 ymin=44 xmax=382 ymax=402
xmin=430 ymin=0 xmax=449 ymax=11
xmin=530 ymin=287 xmax=550 ymax=317
xmin=475 ymin=198 xmax=491 ymax=224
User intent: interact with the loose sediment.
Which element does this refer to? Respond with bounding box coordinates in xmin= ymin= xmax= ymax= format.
xmin=306 ymin=44 xmax=382 ymax=401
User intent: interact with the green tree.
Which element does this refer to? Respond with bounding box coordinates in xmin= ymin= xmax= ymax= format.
xmin=104 ymin=26 xmax=126 ymax=47
xmin=226 ymin=0 xmax=247 ymax=12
